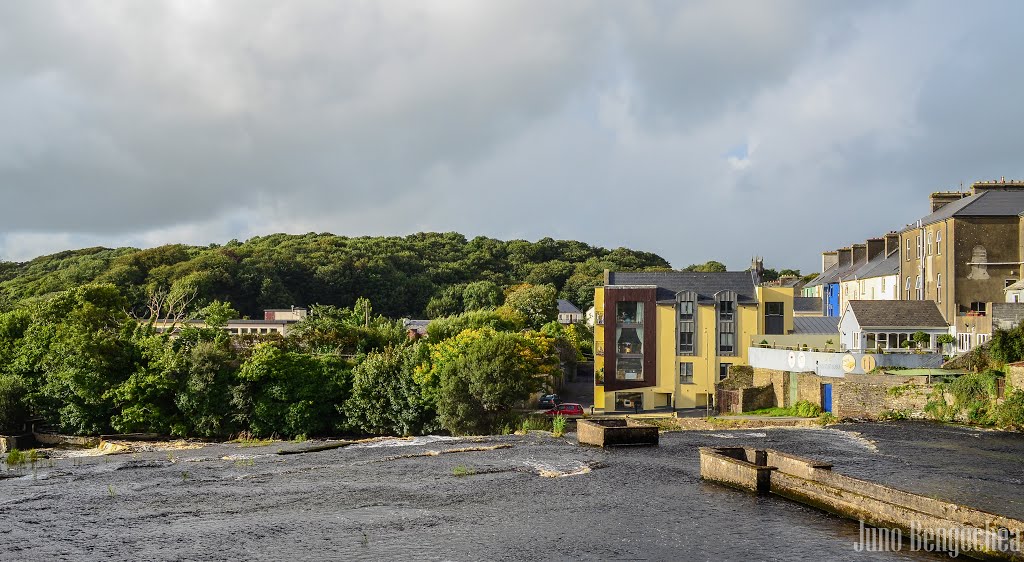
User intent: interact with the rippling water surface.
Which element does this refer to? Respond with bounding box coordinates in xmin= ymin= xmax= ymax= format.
xmin=1 ymin=421 xmax=1020 ymax=561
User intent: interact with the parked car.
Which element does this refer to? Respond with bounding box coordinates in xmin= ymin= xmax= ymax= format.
xmin=537 ymin=394 xmax=562 ymax=409
xmin=544 ymin=403 xmax=584 ymax=417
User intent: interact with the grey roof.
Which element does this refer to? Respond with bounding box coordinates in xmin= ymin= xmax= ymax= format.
xmin=793 ymin=296 xmax=822 ymax=313
xmin=902 ymin=190 xmax=1024 ymax=231
xmin=805 ymin=263 xmax=839 ymax=288
xmin=607 ymin=271 xmax=758 ymax=304
xmin=852 ymin=251 xmax=900 ymax=280
xmin=793 ymin=316 xmax=840 ymax=334
xmin=846 ymin=300 xmax=948 ymax=328
xmin=557 ymin=299 xmax=583 ymax=314
xmin=1006 ymin=280 xmax=1024 ymax=292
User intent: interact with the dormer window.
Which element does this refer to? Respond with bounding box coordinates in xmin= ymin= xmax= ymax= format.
xmin=719 ymin=301 xmax=735 ymax=322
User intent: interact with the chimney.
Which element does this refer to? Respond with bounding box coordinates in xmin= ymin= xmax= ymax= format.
xmin=930 ymin=191 xmax=970 ymax=212
xmin=884 ymin=232 xmax=900 ymax=256
xmin=837 ymin=247 xmax=853 ymax=268
xmin=851 ymin=243 xmax=867 ymax=266
xmin=971 ymin=179 xmax=1024 ymax=195
xmin=866 ymin=238 xmax=885 ymax=260
xmin=821 ymin=251 xmax=838 ymax=272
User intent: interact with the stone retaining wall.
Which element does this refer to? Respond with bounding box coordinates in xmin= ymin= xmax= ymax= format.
xmin=751 ymin=368 xmax=936 ymax=419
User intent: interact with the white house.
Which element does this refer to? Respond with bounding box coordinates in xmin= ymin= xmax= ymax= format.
xmin=1006 ymin=280 xmax=1024 ymax=303
xmin=838 ymin=300 xmax=948 ymax=352
xmin=557 ymin=299 xmax=584 ymax=324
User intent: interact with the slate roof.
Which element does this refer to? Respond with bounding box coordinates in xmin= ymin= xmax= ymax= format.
xmin=804 ymin=263 xmax=839 ymax=288
xmin=557 ymin=299 xmax=583 ymax=314
xmin=902 ymin=190 xmax=1024 ymax=231
xmin=852 ymin=251 xmax=900 ymax=280
xmin=793 ymin=296 xmax=822 ymax=314
xmin=846 ymin=300 xmax=948 ymax=328
xmin=793 ymin=316 xmax=840 ymax=334
xmin=607 ymin=271 xmax=758 ymax=304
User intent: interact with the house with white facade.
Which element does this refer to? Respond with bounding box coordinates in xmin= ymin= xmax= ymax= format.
xmin=557 ymin=299 xmax=584 ymax=324
xmin=838 ymin=300 xmax=948 ymax=352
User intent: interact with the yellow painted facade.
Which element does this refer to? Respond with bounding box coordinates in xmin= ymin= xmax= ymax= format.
xmin=595 ymin=283 xmax=774 ymax=411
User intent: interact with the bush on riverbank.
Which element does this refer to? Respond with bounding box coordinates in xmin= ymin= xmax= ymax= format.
xmin=924 ymin=370 xmax=1024 ymax=429
xmin=0 ymin=284 xmax=568 ymax=439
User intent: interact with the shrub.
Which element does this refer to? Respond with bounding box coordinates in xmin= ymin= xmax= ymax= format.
xmin=0 ymin=374 xmax=28 ymax=434
xmin=5 ymin=448 xmax=26 ymax=466
xmin=551 ymin=415 xmax=567 ymax=437
xmin=991 ymin=390 xmax=1024 ymax=429
xmin=793 ymin=400 xmax=823 ymax=418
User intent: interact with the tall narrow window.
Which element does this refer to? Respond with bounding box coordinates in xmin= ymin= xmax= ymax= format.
xmin=916 ymin=276 xmax=923 ymax=300
xmin=936 ymin=274 xmax=942 ymax=303
xmin=927 ymin=232 xmax=933 ymax=255
xmin=905 ymin=277 xmax=912 ymax=300
xmin=678 ymin=291 xmax=697 ymax=356
xmin=906 ymin=239 xmax=911 ymax=261
xmin=936 ymin=231 xmax=942 ymax=255
xmin=765 ymin=302 xmax=784 ymax=335
xmin=615 ymin=301 xmax=645 ymax=381
xmin=916 ymin=235 xmax=922 ymax=258
xmin=716 ymin=291 xmax=738 ymax=356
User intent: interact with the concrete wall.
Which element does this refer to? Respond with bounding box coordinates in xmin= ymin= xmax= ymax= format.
xmin=748 ymin=347 xmax=943 ymax=377
xmin=577 ymin=419 xmax=659 ymax=447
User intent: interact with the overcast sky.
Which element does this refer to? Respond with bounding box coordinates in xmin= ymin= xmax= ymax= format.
xmin=2 ymin=1 xmax=1023 ymax=273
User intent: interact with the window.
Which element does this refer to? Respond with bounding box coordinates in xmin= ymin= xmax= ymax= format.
xmin=853 ymin=331 xmax=861 ymax=350
xmin=719 ymin=332 xmax=735 ymax=354
xmin=970 ymin=302 xmax=988 ymax=316
xmin=936 ymin=231 xmax=942 ymax=255
xmin=719 ymin=363 xmax=732 ymax=381
xmin=916 ymin=235 xmax=922 ymax=258
xmin=678 ymin=293 xmax=697 ymax=355
xmin=679 ymin=300 xmax=694 ymax=321
xmin=719 ymin=301 xmax=734 ymax=322
xmin=881 ymin=277 xmax=886 ymax=292
xmin=915 ymin=276 xmax=922 ymax=300
xmin=615 ymin=301 xmax=645 ymax=381
xmin=936 ymin=274 xmax=942 ymax=303
xmin=679 ymin=332 xmax=694 ymax=354
xmin=906 ymin=239 xmax=911 ymax=261
xmin=679 ymin=362 xmax=694 ymax=384
xmin=927 ymin=232 xmax=933 ymax=255
xmin=765 ymin=302 xmax=784 ymax=335
xmin=905 ymin=277 xmax=912 ymax=300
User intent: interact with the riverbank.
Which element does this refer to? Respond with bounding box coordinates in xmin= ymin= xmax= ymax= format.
xmin=2 ymin=421 xmax=1021 ymax=561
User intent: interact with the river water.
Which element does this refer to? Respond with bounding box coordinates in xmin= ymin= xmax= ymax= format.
xmin=0 ymin=421 xmax=1021 ymax=561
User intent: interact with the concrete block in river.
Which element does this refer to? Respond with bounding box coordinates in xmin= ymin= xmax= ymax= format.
xmin=577 ymin=419 xmax=659 ymax=447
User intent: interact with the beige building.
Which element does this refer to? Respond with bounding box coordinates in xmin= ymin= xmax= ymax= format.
xmin=899 ymin=181 xmax=1024 ymax=327
xmin=152 ymin=307 xmax=308 ymax=337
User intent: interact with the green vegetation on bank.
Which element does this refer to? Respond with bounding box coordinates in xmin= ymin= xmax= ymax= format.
xmin=0 ymin=280 xmax=591 ymax=439
xmin=736 ymin=401 xmax=823 ymax=418
xmin=0 ymin=232 xmax=670 ymax=318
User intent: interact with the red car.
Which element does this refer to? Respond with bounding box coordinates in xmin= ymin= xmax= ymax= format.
xmin=544 ymin=403 xmax=584 ymax=417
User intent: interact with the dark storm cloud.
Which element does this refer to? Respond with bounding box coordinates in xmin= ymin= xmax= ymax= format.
xmin=1 ymin=1 xmax=1023 ymax=273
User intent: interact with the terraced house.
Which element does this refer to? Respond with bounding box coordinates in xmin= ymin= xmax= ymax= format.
xmin=900 ymin=180 xmax=1024 ymax=350
xmin=593 ymin=270 xmax=795 ymax=412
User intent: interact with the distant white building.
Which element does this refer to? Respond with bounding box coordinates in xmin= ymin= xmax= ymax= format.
xmin=1006 ymin=280 xmax=1024 ymax=303
xmin=557 ymin=299 xmax=584 ymax=324
xmin=152 ymin=307 xmax=308 ymax=337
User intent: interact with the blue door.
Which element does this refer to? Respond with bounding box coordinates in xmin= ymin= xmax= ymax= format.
xmin=822 ymin=383 xmax=833 ymax=413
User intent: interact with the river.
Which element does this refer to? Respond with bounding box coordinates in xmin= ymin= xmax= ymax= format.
xmin=1 ymin=421 xmax=1021 ymax=561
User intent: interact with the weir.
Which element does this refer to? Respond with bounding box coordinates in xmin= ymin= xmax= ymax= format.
xmin=700 ymin=447 xmax=1024 ymax=561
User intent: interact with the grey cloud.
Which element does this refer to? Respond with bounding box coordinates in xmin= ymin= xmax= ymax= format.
xmin=2 ymin=1 xmax=1024 ymax=276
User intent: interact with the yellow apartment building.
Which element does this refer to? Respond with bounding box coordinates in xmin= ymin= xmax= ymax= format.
xmin=593 ymin=270 xmax=794 ymax=412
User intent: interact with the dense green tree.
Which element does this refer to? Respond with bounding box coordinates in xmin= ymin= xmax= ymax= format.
xmin=683 ymin=261 xmax=727 ymax=273
xmin=0 ymin=374 xmax=27 ymax=433
xmin=503 ymin=284 xmax=558 ymax=330
xmin=234 ymin=342 xmax=351 ymax=438
xmin=461 ymin=280 xmax=503 ymax=311
xmin=345 ymin=344 xmax=437 ymax=436
xmin=425 ymin=309 xmax=525 ymax=342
